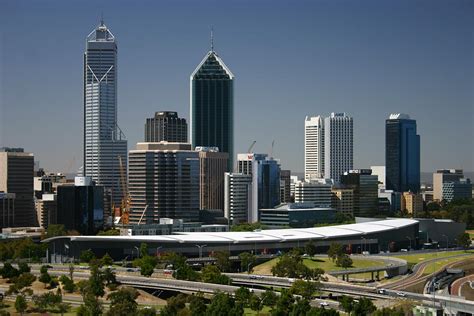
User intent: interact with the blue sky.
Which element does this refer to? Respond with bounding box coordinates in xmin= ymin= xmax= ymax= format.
xmin=1 ymin=0 xmax=473 ymax=173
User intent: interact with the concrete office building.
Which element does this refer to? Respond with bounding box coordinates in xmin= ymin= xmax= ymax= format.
xmin=442 ymin=179 xmax=472 ymax=203
xmin=340 ymin=169 xmax=379 ymax=217
xmin=324 ymin=113 xmax=354 ymax=182
xmin=378 ymin=189 xmax=402 ymax=213
xmin=237 ymin=153 xmax=266 ymax=175
xmin=57 ymin=177 xmax=104 ymax=235
xmin=0 ymin=148 xmax=35 ymax=227
xmin=290 ymin=175 xmax=299 ymax=201
xmin=331 ymin=188 xmax=354 ymax=216
xmin=280 ymin=170 xmax=291 ymax=203
xmin=260 ymin=203 xmax=336 ymax=228
xmin=294 ymin=181 xmax=332 ymax=207
xmin=371 ymin=166 xmax=386 ymax=189
xmin=36 ymin=194 xmax=57 ymax=229
xmin=196 ymin=147 xmax=228 ymax=211
xmin=83 ymin=20 xmax=127 ymax=206
xmin=34 ymin=173 xmax=66 ymax=199
xmin=386 ymin=114 xmax=420 ymax=193
xmin=305 ymin=116 xmax=325 ymax=180
xmin=401 ymin=191 xmax=423 ymax=216
xmin=128 ymin=142 xmax=200 ymax=224
xmin=433 ymin=169 xmax=470 ymax=202
xmin=145 ymin=111 xmax=187 ymax=143
xmin=190 ymin=42 xmax=234 ymax=171
xmin=0 ymin=193 xmax=15 ymax=228
xmin=224 ymin=173 xmax=252 ymax=224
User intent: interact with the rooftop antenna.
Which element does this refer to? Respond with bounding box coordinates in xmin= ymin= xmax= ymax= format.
xmin=100 ymin=12 xmax=104 ymax=26
xmin=210 ymin=26 xmax=214 ymax=52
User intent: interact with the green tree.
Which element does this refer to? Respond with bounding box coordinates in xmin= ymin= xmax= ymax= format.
xmin=161 ymin=293 xmax=187 ymax=316
xmin=14 ymin=295 xmax=27 ymax=315
xmin=100 ymin=253 xmax=114 ymax=266
xmin=457 ymin=232 xmax=471 ymax=249
xmin=289 ymin=298 xmax=311 ymax=316
xmin=231 ymin=222 xmax=266 ymax=232
xmin=207 ymin=292 xmax=242 ymax=316
xmin=372 ymin=306 xmax=404 ymax=316
xmin=7 ymin=272 xmax=36 ymax=294
xmin=261 ymin=289 xmax=278 ymax=306
xmin=305 ymin=240 xmax=317 ymax=257
xmin=57 ymin=302 xmax=70 ymax=316
xmin=352 ymin=297 xmax=376 ymax=316
xmin=239 ymin=252 xmax=256 ymax=273
xmin=137 ymin=307 xmax=158 ymax=316
xmin=77 ymin=292 xmax=103 ymax=316
xmin=0 ymin=263 xmax=19 ymax=279
xmin=327 ymin=243 xmax=344 ymax=262
xmin=336 ymin=254 xmax=353 ymax=268
xmin=39 ymin=266 xmax=52 ymax=288
xmin=32 ymin=292 xmax=62 ymax=313
xmin=271 ymin=289 xmax=294 ymax=316
xmin=68 ymin=264 xmax=74 ymax=281
xmin=139 ymin=243 xmax=149 ymax=258
xmin=88 ymin=262 xmax=105 ymax=297
xmin=290 ymin=280 xmax=318 ymax=300
xmin=188 ymin=293 xmax=207 ymax=316
xmin=214 ymin=251 xmax=231 ymax=272
xmin=106 ymin=287 xmax=139 ymax=316
xmin=201 ymin=265 xmax=231 ymax=285
xmin=59 ymin=275 xmax=75 ymax=293
xmin=97 ymin=229 xmax=120 ymax=236
xmin=18 ymin=262 xmax=30 ymax=274
xmin=133 ymin=255 xmax=157 ymax=277
xmin=102 ymin=268 xmax=117 ymax=289
xmin=44 ymin=224 xmax=67 ymax=239
xmin=80 ymin=249 xmax=96 ymax=263
xmin=250 ymin=294 xmax=263 ymax=315
xmin=340 ymin=296 xmax=354 ymax=313
xmin=234 ymin=287 xmax=251 ymax=307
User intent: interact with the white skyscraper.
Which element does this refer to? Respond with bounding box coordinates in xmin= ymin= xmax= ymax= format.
xmin=83 ymin=21 xmax=127 ymax=205
xmin=304 ymin=116 xmax=325 ymax=181
xmin=324 ymin=113 xmax=353 ymax=182
xmin=305 ymin=113 xmax=353 ymax=182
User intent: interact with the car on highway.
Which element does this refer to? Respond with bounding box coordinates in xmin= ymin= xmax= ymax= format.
xmin=319 ymin=302 xmax=329 ymax=307
xmin=396 ymin=292 xmax=406 ymax=297
xmin=377 ymin=289 xmax=386 ymax=294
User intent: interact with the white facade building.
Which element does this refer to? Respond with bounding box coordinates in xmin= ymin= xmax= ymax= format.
xmin=294 ymin=181 xmax=332 ymax=207
xmin=305 ymin=116 xmax=325 ymax=181
xmin=324 ymin=113 xmax=353 ymax=182
xmin=371 ymin=166 xmax=386 ymax=189
xmin=224 ymin=173 xmax=252 ymax=224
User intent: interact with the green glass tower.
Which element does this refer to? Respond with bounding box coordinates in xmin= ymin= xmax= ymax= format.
xmin=190 ymin=44 xmax=234 ymax=171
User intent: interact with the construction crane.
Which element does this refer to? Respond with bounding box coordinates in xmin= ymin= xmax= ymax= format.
xmin=248 ymin=140 xmax=256 ymax=153
xmin=138 ymin=205 xmax=149 ymax=225
xmin=118 ymin=155 xmax=130 ymax=226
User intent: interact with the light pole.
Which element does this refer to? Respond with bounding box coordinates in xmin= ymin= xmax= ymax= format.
xmin=156 ymin=246 xmax=163 ymax=257
xmin=134 ymin=246 xmax=140 ymax=259
xmin=195 ymin=244 xmax=207 ymax=259
xmin=406 ymin=236 xmax=412 ymax=250
xmin=247 ymin=262 xmax=252 ymax=274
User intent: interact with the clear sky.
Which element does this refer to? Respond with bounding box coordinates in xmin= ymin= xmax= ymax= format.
xmin=1 ymin=0 xmax=473 ymax=174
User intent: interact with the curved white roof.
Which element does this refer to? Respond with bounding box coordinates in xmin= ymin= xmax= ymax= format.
xmin=43 ymin=219 xmax=418 ymax=244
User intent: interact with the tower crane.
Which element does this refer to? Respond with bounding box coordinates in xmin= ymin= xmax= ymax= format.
xmin=248 ymin=140 xmax=256 ymax=153
xmin=118 ymin=155 xmax=130 ymax=226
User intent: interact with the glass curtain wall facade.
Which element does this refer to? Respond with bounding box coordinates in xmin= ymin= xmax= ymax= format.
xmin=385 ymin=114 xmax=420 ymax=193
xmin=84 ymin=22 xmax=127 ymax=206
xmin=190 ymin=51 xmax=234 ymax=171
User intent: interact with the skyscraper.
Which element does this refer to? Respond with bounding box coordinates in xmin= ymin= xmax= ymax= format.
xmin=196 ymin=147 xmax=228 ymax=211
xmin=340 ymin=169 xmax=378 ymax=217
xmin=224 ymin=172 xmax=252 ymax=224
xmin=83 ymin=21 xmax=127 ymax=206
xmin=0 ymin=148 xmax=35 ymax=227
xmin=145 ymin=111 xmax=187 ymax=143
xmin=190 ymin=41 xmax=234 ymax=171
xmin=324 ymin=113 xmax=353 ymax=182
xmin=305 ymin=116 xmax=325 ymax=180
xmin=385 ymin=114 xmax=420 ymax=193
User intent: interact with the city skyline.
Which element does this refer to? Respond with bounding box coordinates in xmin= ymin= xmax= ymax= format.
xmin=1 ymin=0 xmax=473 ymax=174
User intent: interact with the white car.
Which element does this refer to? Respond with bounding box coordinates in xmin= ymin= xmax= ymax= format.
xmin=396 ymin=292 xmax=406 ymax=297
xmin=319 ymin=302 xmax=329 ymax=307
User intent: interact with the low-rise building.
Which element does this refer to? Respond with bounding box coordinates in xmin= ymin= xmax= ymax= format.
xmin=402 ymin=191 xmax=423 ymax=216
xmin=442 ymin=179 xmax=472 ymax=203
xmin=259 ymin=203 xmax=336 ymax=228
xmin=331 ymin=188 xmax=354 ymax=216
xmin=0 ymin=192 xmax=15 ymax=228
xmin=294 ymin=181 xmax=332 ymax=207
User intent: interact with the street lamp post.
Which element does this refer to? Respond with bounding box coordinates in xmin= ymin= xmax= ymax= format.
xmin=406 ymin=236 xmax=412 ymax=250
xmin=195 ymin=244 xmax=207 ymax=259
xmin=134 ymin=246 xmax=140 ymax=259
xmin=156 ymin=246 xmax=163 ymax=257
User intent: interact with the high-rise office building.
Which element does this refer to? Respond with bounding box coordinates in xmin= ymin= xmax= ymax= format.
xmin=331 ymin=188 xmax=354 ymax=216
xmin=83 ymin=21 xmax=127 ymax=206
xmin=57 ymin=177 xmax=104 ymax=235
xmin=128 ymin=142 xmax=200 ymax=224
xmin=280 ymin=170 xmax=291 ymax=203
xmin=441 ymin=179 xmax=472 ymax=203
xmin=433 ymin=169 xmax=468 ymax=201
xmin=145 ymin=111 xmax=187 ymax=143
xmin=340 ymin=169 xmax=378 ymax=217
xmin=196 ymin=147 xmax=228 ymax=211
xmin=0 ymin=148 xmax=35 ymax=227
xmin=385 ymin=114 xmax=420 ymax=193
xmin=294 ymin=181 xmax=332 ymax=207
xmin=305 ymin=116 xmax=325 ymax=180
xmin=370 ymin=166 xmax=386 ymax=189
xmin=324 ymin=113 xmax=353 ymax=182
xmin=190 ymin=43 xmax=234 ymax=171
xmin=0 ymin=193 xmax=15 ymax=228
xmin=224 ymin=172 xmax=252 ymax=224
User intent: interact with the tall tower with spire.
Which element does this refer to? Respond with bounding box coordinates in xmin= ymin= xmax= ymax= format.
xmin=190 ymin=31 xmax=234 ymax=171
xmin=83 ymin=20 xmax=127 ymax=206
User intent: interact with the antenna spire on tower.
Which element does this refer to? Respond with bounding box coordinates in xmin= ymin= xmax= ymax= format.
xmin=210 ymin=26 xmax=214 ymax=52
xmin=100 ymin=12 xmax=104 ymax=26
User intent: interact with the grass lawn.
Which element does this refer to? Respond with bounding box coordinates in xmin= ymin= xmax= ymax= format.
xmin=393 ymin=250 xmax=474 ymax=267
xmin=252 ymin=256 xmax=385 ymax=276
xmin=244 ymin=306 xmax=272 ymax=315
xmin=421 ymin=256 xmax=474 ymax=275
